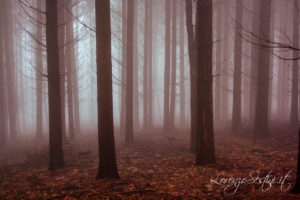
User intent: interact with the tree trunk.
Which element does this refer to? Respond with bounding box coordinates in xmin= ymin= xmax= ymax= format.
xmin=143 ymin=0 xmax=149 ymax=129
xmin=66 ymin=3 xmax=75 ymax=139
xmin=120 ymin=0 xmax=127 ymax=135
xmin=232 ymin=0 xmax=243 ymax=132
xmin=179 ymin=1 xmax=185 ymax=128
xmin=58 ymin=0 xmax=66 ymax=141
xmin=254 ymin=0 xmax=272 ymax=138
xmin=95 ymin=0 xmax=119 ymax=179
xmin=185 ymin=0 xmax=196 ymax=152
xmin=46 ymin=0 xmax=64 ymax=171
xmin=133 ymin=0 xmax=139 ymax=130
xmin=195 ymin=0 xmax=216 ymax=165
xmin=291 ymin=128 xmax=300 ymax=193
xmin=148 ymin=0 xmax=153 ymax=128
xmin=3 ymin=0 xmax=17 ymax=139
xmin=164 ymin=0 xmax=171 ymax=132
xmin=169 ymin=0 xmax=177 ymax=131
xmin=125 ymin=0 xmax=134 ymax=144
xmin=290 ymin=0 xmax=299 ymax=129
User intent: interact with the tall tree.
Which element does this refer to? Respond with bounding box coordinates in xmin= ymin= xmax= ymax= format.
xmin=58 ymin=0 xmax=66 ymax=140
xmin=195 ymin=0 xmax=216 ymax=165
xmin=169 ymin=0 xmax=177 ymax=131
xmin=46 ymin=0 xmax=64 ymax=171
xmin=3 ymin=0 xmax=17 ymax=139
xmin=0 ymin=0 xmax=6 ymax=147
xmin=95 ymin=0 xmax=119 ymax=179
xmin=232 ymin=0 xmax=243 ymax=132
xmin=36 ymin=0 xmax=44 ymax=140
xmin=133 ymin=0 xmax=139 ymax=130
xmin=186 ymin=0 xmax=196 ymax=152
xmin=148 ymin=0 xmax=153 ymax=128
xmin=120 ymin=0 xmax=126 ymax=135
xmin=164 ymin=0 xmax=171 ymax=131
xmin=290 ymin=0 xmax=299 ymax=129
xmin=66 ymin=2 xmax=75 ymax=139
xmin=143 ymin=0 xmax=149 ymax=129
xmin=179 ymin=1 xmax=185 ymax=128
xmin=254 ymin=0 xmax=272 ymax=138
xmin=125 ymin=0 xmax=134 ymax=144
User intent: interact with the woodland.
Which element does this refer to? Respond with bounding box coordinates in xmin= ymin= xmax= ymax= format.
xmin=1 ymin=0 xmax=300 ymax=199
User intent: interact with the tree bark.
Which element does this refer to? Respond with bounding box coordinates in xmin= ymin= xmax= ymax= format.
xmin=133 ymin=0 xmax=139 ymax=130
xmin=195 ymin=0 xmax=216 ymax=165
xmin=232 ymin=0 xmax=243 ymax=132
xmin=95 ymin=0 xmax=119 ymax=179
xmin=164 ymin=0 xmax=171 ymax=132
xmin=254 ymin=0 xmax=272 ymax=138
xmin=46 ymin=0 xmax=64 ymax=171
xmin=125 ymin=0 xmax=134 ymax=144
xmin=169 ymin=0 xmax=177 ymax=131
xmin=143 ymin=0 xmax=149 ymax=129
xmin=148 ymin=0 xmax=153 ymax=128
xmin=179 ymin=1 xmax=185 ymax=128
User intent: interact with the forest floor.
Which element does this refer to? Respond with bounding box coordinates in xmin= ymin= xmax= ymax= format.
xmin=0 ymin=125 xmax=300 ymax=199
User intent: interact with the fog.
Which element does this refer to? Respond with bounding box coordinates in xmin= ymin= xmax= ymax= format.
xmin=1 ymin=0 xmax=300 ymax=198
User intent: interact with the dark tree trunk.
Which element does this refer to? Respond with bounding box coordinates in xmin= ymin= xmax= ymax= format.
xmin=58 ymin=0 xmax=66 ymax=141
xmin=195 ymin=0 xmax=216 ymax=165
xmin=95 ymin=0 xmax=119 ymax=179
xmin=291 ymin=128 xmax=300 ymax=193
xmin=46 ymin=0 xmax=64 ymax=171
xmin=185 ymin=0 xmax=196 ymax=152
xmin=125 ymin=0 xmax=134 ymax=144
xmin=232 ymin=0 xmax=243 ymax=132
xmin=143 ymin=0 xmax=149 ymax=129
xmin=164 ymin=0 xmax=171 ymax=132
xmin=66 ymin=2 xmax=75 ymax=139
xmin=290 ymin=0 xmax=299 ymax=129
xmin=169 ymin=0 xmax=177 ymax=131
xmin=179 ymin=1 xmax=185 ymax=128
xmin=254 ymin=0 xmax=272 ymax=138
xmin=120 ymin=0 xmax=127 ymax=135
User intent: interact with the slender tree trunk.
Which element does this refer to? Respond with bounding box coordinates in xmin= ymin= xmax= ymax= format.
xmin=0 ymin=3 xmax=6 ymax=147
xmin=214 ymin=0 xmax=222 ymax=122
xmin=186 ymin=0 xmax=196 ymax=152
xmin=254 ymin=0 xmax=272 ymax=138
xmin=195 ymin=0 xmax=216 ymax=165
xmin=133 ymin=0 xmax=139 ymax=130
xmin=46 ymin=0 xmax=64 ymax=171
xmin=143 ymin=0 xmax=149 ymax=129
xmin=95 ymin=0 xmax=119 ymax=179
xmin=179 ymin=1 xmax=185 ymax=128
xmin=36 ymin=0 xmax=44 ymax=140
xmin=148 ymin=0 xmax=153 ymax=128
xmin=66 ymin=3 xmax=75 ymax=139
xmin=290 ymin=0 xmax=299 ymax=129
xmin=232 ymin=0 xmax=243 ymax=132
xmin=120 ymin=0 xmax=127 ymax=135
xmin=164 ymin=0 xmax=171 ymax=132
xmin=125 ymin=0 xmax=134 ymax=144
xmin=169 ymin=0 xmax=177 ymax=131
xmin=3 ymin=0 xmax=17 ymax=139
xmin=58 ymin=0 xmax=66 ymax=140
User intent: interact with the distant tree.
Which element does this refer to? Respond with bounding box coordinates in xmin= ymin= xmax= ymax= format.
xmin=125 ymin=0 xmax=134 ymax=144
xmin=164 ymin=0 xmax=171 ymax=132
xmin=148 ymin=0 xmax=153 ymax=128
xmin=232 ymin=0 xmax=243 ymax=132
xmin=120 ymin=0 xmax=126 ymax=135
xmin=36 ymin=0 xmax=44 ymax=140
xmin=179 ymin=0 xmax=185 ymax=128
xmin=0 ymin=0 xmax=6 ymax=147
xmin=169 ymin=0 xmax=177 ymax=131
xmin=133 ymin=0 xmax=139 ymax=130
xmin=95 ymin=0 xmax=119 ymax=179
xmin=289 ymin=0 xmax=299 ymax=129
xmin=195 ymin=0 xmax=216 ymax=165
xmin=143 ymin=0 xmax=149 ymax=129
xmin=46 ymin=0 xmax=64 ymax=171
